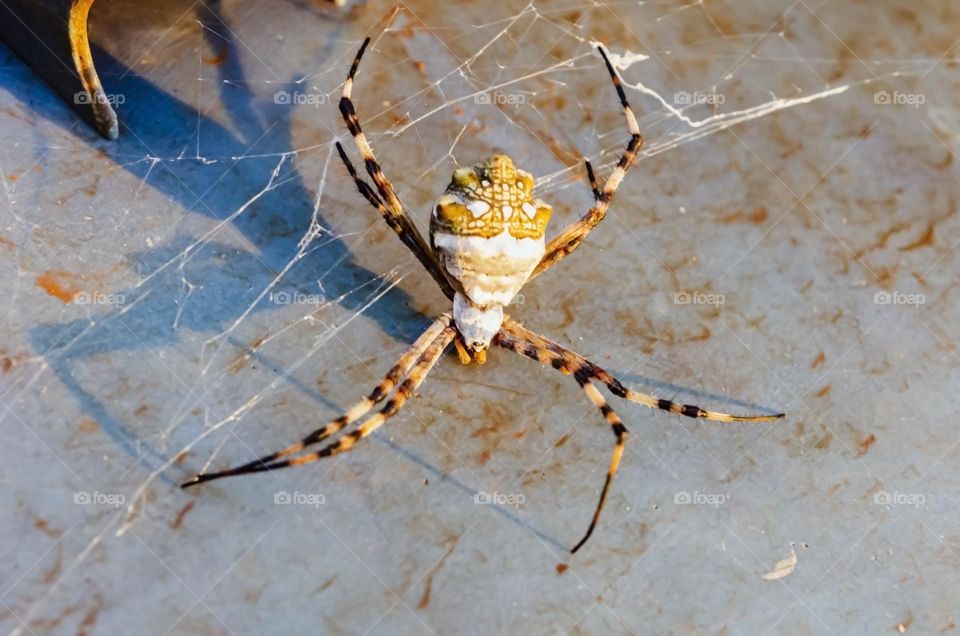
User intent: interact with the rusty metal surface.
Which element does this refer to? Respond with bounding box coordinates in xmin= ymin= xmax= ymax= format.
xmin=1 ymin=0 xmax=958 ymax=634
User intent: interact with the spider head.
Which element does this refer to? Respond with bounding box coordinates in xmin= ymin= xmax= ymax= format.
xmin=453 ymin=292 xmax=503 ymax=353
xmin=433 ymin=154 xmax=552 ymax=240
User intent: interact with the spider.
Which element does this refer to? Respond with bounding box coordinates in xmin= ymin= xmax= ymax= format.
xmin=182 ymin=38 xmax=784 ymax=553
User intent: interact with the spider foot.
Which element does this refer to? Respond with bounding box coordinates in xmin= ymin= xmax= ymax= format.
xmin=454 ymin=337 xmax=488 ymax=365
xmin=455 ymin=338 xmax=472 ymax=365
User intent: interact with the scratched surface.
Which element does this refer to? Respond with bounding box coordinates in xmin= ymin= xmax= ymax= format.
xmin=1 ymin=0 xmax=959 ymax=634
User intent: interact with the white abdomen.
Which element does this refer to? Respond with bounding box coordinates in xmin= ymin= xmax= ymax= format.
xmin=433 ymin=230 xmax=544 ymax=307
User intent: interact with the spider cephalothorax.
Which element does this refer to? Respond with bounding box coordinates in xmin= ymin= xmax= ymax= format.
xmin=182 ymin=37 xmax=784 ymax=554
xmin=430 ymin=155 xmax=553 ymax=359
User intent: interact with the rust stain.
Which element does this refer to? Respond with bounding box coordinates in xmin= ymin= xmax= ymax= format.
xmin=810 ymin=351 xmax=826 ymax=369
xmin=814 ymin=432 xmax=832 ymax=450
xmin=827 ymin=479 xmax=847 ymax=496
xmin=715 ymin=207 xmax=768 ymax=225
xmin=251 ymin=331 xmax=270 ymax=350
xmin=556 ymin=563 xmax=569 ymax=575
xmin=34 ymin=516 xmax=63 ymax=539
xmin=417 ymin=572 xmax=434 ymax=609
xmin=76 ymin=597 xmax=102 ymax=636
xmin=898 ymin=222 xmax=935 ymax=251
xmin=82 ymin=174 xmax=101 ymax=197
xmin=227 ymin=351 xmax=249 ymax=374
xmin=203 ymin=47 xmax=228 ymax=66
xmin=171 ymin=501 xmax=195 ymax=529
xmin=311 ymin=575 xmax=337 ymax=595
xmin=1 ymin=357 xmax=11 ymax=373
xmin=37 ymin=270 xmax=84 ymax=303
xmin=76 ymin=417 xmax=99 ymax=434
xmin=0 ymin=234 xmax=15 ymax=248
xmin=814 ymin=384 xmax=832 ymax=398
xmin=134 ymin=403 xmax=149 ymax=416
xmin=40 ymin=546 xmax=62 ymax=584
xmin=413 ymin=60 xmax=425 ymax=74
xmin=856 ymin=433 xmax=876 ymax=457
xmin=554 ymin=432 xmax=571 ymax=448
xmin=471 ymin=402 xmax=521 ymax=463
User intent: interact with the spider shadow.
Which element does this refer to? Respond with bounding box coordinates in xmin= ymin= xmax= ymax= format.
xmin=611 ymin=369 xmax=785 ymax=417
xmin=12 ymin=6 xmax=572 ymax=550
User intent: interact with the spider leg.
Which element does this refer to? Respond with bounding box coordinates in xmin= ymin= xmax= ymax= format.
xmin=182 ymin=315 xmax=453 ymax=488
xmin=571 ymin=376 xmax=628 ymax=553
xmin=584 ymin=159 xmax=601 ymax=201
xmin=495 ymin=317 xmax=783 ymax=551
xmin=498 ymin=318 xmax=784 ymax=422
xmin=530 ymin=45 xmax=643 ymax=281
xmin=337 ymin=37 xmax=457 ymax=300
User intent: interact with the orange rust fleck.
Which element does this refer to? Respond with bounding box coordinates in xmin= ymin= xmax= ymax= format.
xmin=815 ymin=432 xmax=832 ymax=450
xmin=171 ymin=501 xmax=195 ymax=529
xmin=556 ymin=563 xmax=569 ymax=575
xmin=76 ymin=417 xmax=99 ymax=434
xmin=856 ymin=433 xmax=876 ymax=457
xmin=0 ymin=235 xmax=15 ymax=248
xmin=417 ymin=573 xmax=433 ymax=609
xmin=34 ymin=517 xmax=63 ymax=539
xmin=811 ymin=351 xmax=826 ymax=369
xmin=203 ymin=47 xmax=228 ymax=66
xmin=899 ymin=222 xmax=935 ymax=251
xmin=715 ymin=207 xmax=768 ymax=224
xmin=688 ymin=327 xmax=711 ymax=342
xmin=815 ymin=384 xmax=832 ymax=397
xmin=76 ymin=599 xmax=101 ymax=636
xmin=37 ymin=270 xmax=84 ymax=303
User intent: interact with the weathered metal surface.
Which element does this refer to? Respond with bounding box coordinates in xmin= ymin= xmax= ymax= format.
xmin=1 ymin=0 xmax=958 ymax=634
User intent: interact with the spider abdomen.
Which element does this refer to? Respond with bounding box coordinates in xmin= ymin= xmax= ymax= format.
xmin=432 ymin=230 xmax=544 ymax=306
xmin=429 ymin=154 xmax=552 ymax=308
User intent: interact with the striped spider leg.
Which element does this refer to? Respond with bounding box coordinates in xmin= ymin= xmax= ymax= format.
xmin=182 ymin=315 xmax=454 ymax=487
xmin=335 ymin=36 xmax=458 ymax=301
xmin=496 ymin=317 xmax=783 ymax=552
xmin=529 ymin=44 xmax=644 ymax=282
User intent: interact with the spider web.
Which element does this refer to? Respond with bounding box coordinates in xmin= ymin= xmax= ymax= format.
xmin=1 ymin=0 xmax=950 ymax=633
